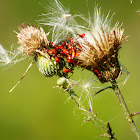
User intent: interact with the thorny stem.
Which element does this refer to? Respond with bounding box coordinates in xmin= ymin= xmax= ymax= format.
xmin=111 ymin=80 xmax=140 ymax=140
xmin=57 ymin=77 xmax=115 ymax=140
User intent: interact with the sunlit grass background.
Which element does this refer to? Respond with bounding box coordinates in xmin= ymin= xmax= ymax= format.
xmin=0 ymin=0 xmax=140 ymax=139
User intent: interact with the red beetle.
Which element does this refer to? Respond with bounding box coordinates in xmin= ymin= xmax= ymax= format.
xmin=77 ymin=44 xmax=82 ymax=49
xmin=93 ymin=69 xmax=102 ymax=77
xmin=71 ymin=49 xmax=75 ymax=59
xmin=68 ymin=45 xmax=73 ymax=50
xmin=43 ymin=48 xmax=48 ymax=52
xmin=67 ymin=37 xmax=73 ymax=43
xmin=48 ymin=49 xmax=56 ymax=56
xmin=55 ymin=56 xmax=59 ymax=63
xmin=54 ymin=46 xmax=60 ymax=50
xmin=62 ymin=69 xmax=73 ymax=73
xmin=62 ymin=49 xmax=69 ymax=56
xmin=67 ymin=59 xmax=74 ymax=63
xmin=75 ymin=51 xmax=81 ymax=57
xmin=49 ymin=42 xmax=53 ymax=45
xmin=79 ymin=33 xmax=85 ymax=38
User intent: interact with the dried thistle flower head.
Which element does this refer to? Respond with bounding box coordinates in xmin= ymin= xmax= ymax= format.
xmin=17 ymin=25 xmax=49 ymax=56
xmin=76 ymin=7 xmax=126 ymax=83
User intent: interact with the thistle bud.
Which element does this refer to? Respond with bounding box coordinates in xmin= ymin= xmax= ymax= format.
xmin=36 ymin=52 xmax=62 ymax=77
xmin=57 ymin=77 xmax=68 ymax=88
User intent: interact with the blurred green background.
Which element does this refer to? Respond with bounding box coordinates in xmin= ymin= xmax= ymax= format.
xmin=0 ymin=0 xmax=140 ymax=139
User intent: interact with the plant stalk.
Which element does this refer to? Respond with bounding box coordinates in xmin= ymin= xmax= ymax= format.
xmin=57 ymin=77 xmax=115 ymax=139
xmin=111 ymin=80 xmax=140 ymax=140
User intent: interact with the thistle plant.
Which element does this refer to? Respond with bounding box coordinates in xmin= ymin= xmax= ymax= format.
xmin=0 ymin=0 xmax=140 ymax=139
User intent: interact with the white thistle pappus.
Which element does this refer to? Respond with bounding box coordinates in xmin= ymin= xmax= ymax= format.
xmin=39 ymin=0 xmax=88 ymax=44
xmin=75 ymin=7 xmax=126 ymax=83
xmin=0 ymin=44 xmax=24 ymax=67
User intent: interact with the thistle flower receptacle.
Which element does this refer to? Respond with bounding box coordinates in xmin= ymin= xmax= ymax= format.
xmin=76 ymin=8 xmax=126 ymax=83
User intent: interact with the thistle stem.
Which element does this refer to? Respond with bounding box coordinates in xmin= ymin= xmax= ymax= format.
xmin=57 ymin=77 xmax=115 ymax=139
xmin=111 ymin=80 xmax=140 ymax=140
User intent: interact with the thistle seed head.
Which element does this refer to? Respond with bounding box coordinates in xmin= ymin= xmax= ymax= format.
xmin=76 ymin=8 xmax=126 ymax=83
xmin=17 ymin=25 xmax=49 ymax=56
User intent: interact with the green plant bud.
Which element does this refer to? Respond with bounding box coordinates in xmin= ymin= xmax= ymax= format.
xmin=57 ymin=77 xmax=68 ymax=88
xmin=37 ymin=53 xmax=61 ymax=77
